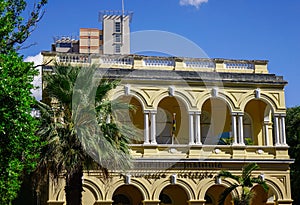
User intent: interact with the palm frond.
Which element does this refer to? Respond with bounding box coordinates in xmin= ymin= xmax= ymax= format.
xmin=242 ymin=163 xmax=259 ymax=180
xmin=251 ymin=177 xmax=269 ymax=192
xmin=218 ymin=184 xmax=239 ymax=205
xmin=218 ymin=170 xmax=240 ymax=182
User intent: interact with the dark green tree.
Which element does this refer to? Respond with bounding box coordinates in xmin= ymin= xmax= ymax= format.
xmin=0 ymin=0 xmax=47 ymax=203
xmin=217 ymin=163 xmax=268 ymax=205
xmin=0 ymin=52 xmax=40 ymax=204
xmin=35 ymin=64 xmax=133 ymax=205
xmin=286 ymin=106 xmax=300 ymax=205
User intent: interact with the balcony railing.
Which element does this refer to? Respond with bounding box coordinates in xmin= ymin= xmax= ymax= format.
xmin=42 ymin=52 xmax=269 ymax=74
xmin=129 ymin=144 xmax=289 ymax=160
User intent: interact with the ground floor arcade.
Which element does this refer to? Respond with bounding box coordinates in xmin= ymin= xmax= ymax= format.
xmin=48 ymin=161 xmax=293 ymax=205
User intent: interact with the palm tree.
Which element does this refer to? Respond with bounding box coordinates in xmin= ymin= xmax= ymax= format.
xmin=35 ymin=64 xmax=134 ymax=205
xmin=217 ymin=163 xmax=269 ymax=205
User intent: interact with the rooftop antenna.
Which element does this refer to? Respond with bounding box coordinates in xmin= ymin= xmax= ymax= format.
xmin=122 ymin=0 xmax=125 ymax=17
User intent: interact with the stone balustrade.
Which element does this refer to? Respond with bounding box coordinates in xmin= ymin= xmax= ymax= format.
xmin=129 ymin=144 xmax=290 ymax=160
xmin=42 ymin=52 xmax=269 ymax=74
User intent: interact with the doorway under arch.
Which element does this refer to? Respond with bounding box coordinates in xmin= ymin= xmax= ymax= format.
xmin=201 ymin=98 xmax=231 ymax=145
xmin=244 ymin=99 xmax=273 ymax=145
xmin=112 ymin=95 xmax=144 ymax=144
xmin=156 ymin=97 xmax=189 ymax=144
xmin=112 ymin=185 xmax=143 ymax=205
xmin=159 ymin=185 xmax=189 ymax=205
xmin=205 ymin=185 xmax=233 ymax=205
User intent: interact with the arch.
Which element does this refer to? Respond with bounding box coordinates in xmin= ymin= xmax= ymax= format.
xmin=196 ymin=91 xmax=236 ymax=113
xmin=250 ymin=185 xmax=269 ymax=205
xmin=112 ymin=184 xmax=143 ymax=205
xmin=153 ymin=179 xmax=195 ymax=200
xmin=198 ymin=178 xmax=239 ymax=200
xmin=201 ymin=97 xmax=232 ymax=145
xmin=106 ymin=179 xmax=150 ymax=201
xmin=243 ymin=112 xmax=254 ymax=145
xmin=82 ymin=178 xmax=103 ymax=201
xmin=111 ymin=88 xmax=149 ymax=111
xmin=156 ymin=96 xmax=189 ymax=144
xmin=244 ymin=99 xmax=273 ymax=146
xmin=152 ymin=90 xmax=194 ymax=111
xmin=264 ymin=178 xmax=285 ymax=200
xmin=159 ymin=184 xmax=189 ymax=205
xmin=240 ymin=93 xmax=278 ymax=113
xmin=111 ymin=95 xmax=145 ymax=143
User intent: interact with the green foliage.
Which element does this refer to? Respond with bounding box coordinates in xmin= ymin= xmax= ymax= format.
xmin=286 ymin=106 xmax=300 ymax=205
xmin=0 ymin=0 xmax=48 ymax=53
xmin=0 ymin=52 xmax=40 ymax=204
xmin=244 ymin=138 xmax=253 ymax=145
xmin=0 ymin=1 xmax=47 ymax=202
xmin=217 ymin=163 xmax=268 ymax=205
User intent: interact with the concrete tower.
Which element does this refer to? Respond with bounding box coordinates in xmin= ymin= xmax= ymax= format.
xmin=99 ymin=10 xmax=133 ymax=55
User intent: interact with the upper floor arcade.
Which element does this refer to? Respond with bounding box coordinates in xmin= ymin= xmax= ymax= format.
xmin=41 ymin=53 xmax=289 ymax=161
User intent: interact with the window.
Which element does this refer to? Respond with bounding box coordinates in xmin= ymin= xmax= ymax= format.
xmin=115 ymin=22 xmax=121 ymax=33
xmin=114 ymin=34 xmax=121 ymax=43
xmin=99 ymin=34 xmax=103 ymax=40
xmin=115 ymin=44 xmax=121 ymax=53
xmin=99 ymin=45 xmax=103 ymax=50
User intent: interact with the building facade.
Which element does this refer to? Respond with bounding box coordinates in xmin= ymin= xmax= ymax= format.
xmin=42 ymin=53 xmax=293 ymax=205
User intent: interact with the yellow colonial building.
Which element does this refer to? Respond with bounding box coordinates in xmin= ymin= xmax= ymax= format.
xmin=42 ymin=52 xmax=293 ymax=205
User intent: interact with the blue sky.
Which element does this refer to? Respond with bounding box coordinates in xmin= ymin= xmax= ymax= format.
xmin=22 ymin=0 xmax=300 ymax=107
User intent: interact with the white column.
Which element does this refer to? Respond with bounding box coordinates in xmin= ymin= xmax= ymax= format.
xmin=263 ymin=121 xmax=270 ymax=146
xmin=189 ymin=112 xmax=194 ymax=145
xmin=195 ymin=112 xmax=202 ymax=145
xmin=144 ymin=112 xmax=150 ymax=144
xmin=231 ymin=113 xmax=238 ymax=145
xmin=238 ymin=114 xmax=244 ymax=145
xmin=280 ymin=115 xmax=287 ymax=145
xmin=150 ymin=111 xmax=157 ymax=144
xmin=274 ymin=115 xmax=280 ymax=146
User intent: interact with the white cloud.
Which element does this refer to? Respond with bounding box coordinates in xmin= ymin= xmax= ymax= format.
xmin=24 ymin=53 xmax=43 ymax=101
xmin=179 ymin=0 xmax=208 ymax=9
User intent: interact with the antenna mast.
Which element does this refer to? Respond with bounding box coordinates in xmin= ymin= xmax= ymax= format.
xmin=122 ymin=0 xmax=125 ymax=16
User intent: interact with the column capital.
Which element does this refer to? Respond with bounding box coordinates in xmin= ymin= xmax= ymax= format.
xmin=194 ymin=111 xmax=201 ymax=115
xmin=189 ymin=111 xmax=201 ymax=115
xmin=149 ymin=110 xmax=157 ymax=114
xmin=274 ymin=113 xmax=286 ymax=117
xmin=231 ymin=111 xmax=243 ymax=116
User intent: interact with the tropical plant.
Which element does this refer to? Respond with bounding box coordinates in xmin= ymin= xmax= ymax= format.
xmin=217 ymin=163 xmax=268 ymax=205
xmin=34 ymin=64 xmax=134 ymax=205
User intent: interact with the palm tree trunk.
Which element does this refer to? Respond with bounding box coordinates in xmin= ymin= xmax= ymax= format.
xmin=65 ymin=166 xmax=83 ymax=205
